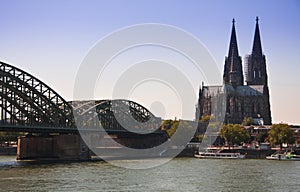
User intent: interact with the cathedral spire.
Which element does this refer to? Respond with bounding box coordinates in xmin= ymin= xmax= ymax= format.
xmin=228 ymin=18 xmax=239 ymax=58
xmin=252 ymin=16 xmax=263 ymax=56
xmin=246 ymin=17 xmax=269 ymax=87
xmin=223 ymin=18 xmax=243 ymax=87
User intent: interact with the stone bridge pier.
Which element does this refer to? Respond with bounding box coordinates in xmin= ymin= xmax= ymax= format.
xmin=17 ymin=132 xmax=168 ymax=160
xmin=17 ymin=134 xmax=90 ymax=161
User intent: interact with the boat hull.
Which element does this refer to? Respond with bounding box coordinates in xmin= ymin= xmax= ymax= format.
xmin=266 ymin=156 xmax=300 ymax=161
xmin=195 ymin=152 xmax=245 ymax=159
xmin=266 ymin=152 xmax=300 ymax=161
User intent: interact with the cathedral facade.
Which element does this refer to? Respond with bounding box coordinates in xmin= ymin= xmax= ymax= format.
xmin=197 ymin=17 xmax=272 ymax=125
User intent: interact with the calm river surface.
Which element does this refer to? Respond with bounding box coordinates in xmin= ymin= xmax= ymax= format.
xmin=0 ymin=156 xmax=299 ymax=192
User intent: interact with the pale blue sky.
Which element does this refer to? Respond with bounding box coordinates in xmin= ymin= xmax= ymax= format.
xmin=0 ymin=0 xmax=299 ymax=124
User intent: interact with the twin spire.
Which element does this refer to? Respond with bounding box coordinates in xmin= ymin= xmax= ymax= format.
xmin=224 ymin=17 xmax=263 ymax=87
xmin=228 ymin=18 xmax=239 ymax=59
xmin=252 ymin=17 xmax=263 ymax=56
xmin=228 ymin=16 xmax=263 ymax=59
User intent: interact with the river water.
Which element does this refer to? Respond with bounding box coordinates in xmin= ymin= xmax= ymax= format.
xmin=0 ymin=156 xmax=299 ymax=192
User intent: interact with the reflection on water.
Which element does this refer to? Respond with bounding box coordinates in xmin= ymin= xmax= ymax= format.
xmin=0 ymin=156 xmax=299 ymax=192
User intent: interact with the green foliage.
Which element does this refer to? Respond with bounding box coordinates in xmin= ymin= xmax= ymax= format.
xmin=161 ymin=120 xmax=173 ymax=130
xmin=257 ymin=132 xmax=268 ymax=143
xmin=194 ymin=134 xmax=204 ymax=142
xmin=268 ymin=124 xmax=295 ymax=147
xmin=242 ymin=117 xmax=254 ymax=126
xmin=162 ymin=120 xmax=196 ymax=143
xmin=207 ymin=122 xmax=223 ymax=132
xmin=200 ymin=115 xmax=211 ymax=122
xmin=162 ymin=120 xmax=179 ymax=137
xmin=220 ymin=124 xmax=250 ymax=146
xmin=168 ymin=121 xmax=179 ymax=137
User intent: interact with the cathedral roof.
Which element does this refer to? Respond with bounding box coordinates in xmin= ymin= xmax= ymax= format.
xmin=227 ymin=84 xmax=264 ymax=96
xmin=201 ymin=85 xmax=224 ymax=97
xmin=236 ymin=85 xmax=264 ymax=96
xmin=201 ymin=84 xmax=264 ymax=98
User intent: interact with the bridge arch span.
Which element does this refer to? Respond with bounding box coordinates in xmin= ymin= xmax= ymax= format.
xmin=72 ymin=99 xmax=162 ymax=132
xmin=0 ymin=61 xmax=75 ymax=127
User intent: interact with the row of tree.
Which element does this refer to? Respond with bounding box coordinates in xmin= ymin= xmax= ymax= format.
xmin=162 ymin=117 xmax=296 ymax=148
xmin=220 ymin=123 xmax=295 ymax=148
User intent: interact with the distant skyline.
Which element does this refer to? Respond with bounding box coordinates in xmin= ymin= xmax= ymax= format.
xmin=0 ymin=0 xmax=299 ymax=124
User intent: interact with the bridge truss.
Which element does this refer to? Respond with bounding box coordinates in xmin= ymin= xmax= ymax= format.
xmin=72 ymin=100 xmax=162 ymax=133
xmin=0 ymin=61 xmax=162 ymax=133
xmin=0 ymin=61 xmax=75 ymax=128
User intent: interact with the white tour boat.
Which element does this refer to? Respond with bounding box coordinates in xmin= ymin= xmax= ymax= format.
xmin=195 ymin=151 xmax=245 ymax=159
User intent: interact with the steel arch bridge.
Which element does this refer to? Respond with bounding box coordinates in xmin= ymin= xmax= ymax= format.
xmin=0 ymin=61 xmax=75 ymax=129
xmin=72 ymin=100 xmax=161 ymax=133
xmin=0 ymin=61 xmax=162 ymax=133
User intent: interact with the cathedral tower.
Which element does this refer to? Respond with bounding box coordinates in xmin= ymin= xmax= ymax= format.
xmin=245 ymin=17 xmax=268 ymax=86
xmin=223 ymin=19 xmax=244 ymax=87
xmin=245 ymin=17 xmax=272 ymax=125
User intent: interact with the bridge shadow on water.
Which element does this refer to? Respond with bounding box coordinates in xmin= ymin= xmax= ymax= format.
xmin=0 ymin=155 xmax=107 ymax=170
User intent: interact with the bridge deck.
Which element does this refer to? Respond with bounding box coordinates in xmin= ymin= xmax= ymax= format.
xmin=0 ymin=124 xmax=164 ymax=135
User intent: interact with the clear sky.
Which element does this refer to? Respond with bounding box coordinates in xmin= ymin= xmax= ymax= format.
xmin=0 ymin=0 xmax=299 ymax=124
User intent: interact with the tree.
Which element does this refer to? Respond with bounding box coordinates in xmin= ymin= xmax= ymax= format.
xmin=161 ymin=120 xmax=179 ymax=137
xmin=242 ymin=117 xmax=254 ymax=126
xmin=167 ymin=120 xmax=179 ymax=138
xmin=194 ymin=134 xmax=204 ymax=142
xmin=220 ymin=124 xmax=250 ymax=147
xmin=257 ymin=132 xmax=268 ymax=143
xmin=268 ymin=124 xmax=295 ymax=148
xmin=200 ymin=115 xmax=211 ymax=122
xmin=161 ymin=120 xmax=173 ymax=131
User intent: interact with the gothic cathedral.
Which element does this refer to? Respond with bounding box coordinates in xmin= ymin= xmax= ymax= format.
xmin=197 ymin=17 xmax=272 ymax=125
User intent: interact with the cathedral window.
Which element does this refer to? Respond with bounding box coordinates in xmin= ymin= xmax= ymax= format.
xmin=254 ymin=68 xmax=258 ymax=79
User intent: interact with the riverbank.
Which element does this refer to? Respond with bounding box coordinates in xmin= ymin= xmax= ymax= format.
xmin=177 ymin=147 xmax=300 ymax=159
xmin=3 ymin=145 xmax=300 ymax=160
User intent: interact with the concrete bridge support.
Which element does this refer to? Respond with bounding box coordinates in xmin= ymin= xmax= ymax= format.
xmin=17 ymin=134 xmax=90 ymax=161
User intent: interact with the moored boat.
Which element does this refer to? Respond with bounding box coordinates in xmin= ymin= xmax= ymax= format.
xmin=266 ymin=151 xmax=300 ymax=161
xmin=195 ymin=150 xmax=245 ymax=159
